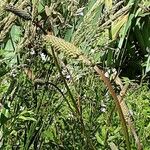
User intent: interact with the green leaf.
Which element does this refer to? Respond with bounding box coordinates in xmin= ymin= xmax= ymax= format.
xmin=96 ymin=132 xmax=104 ymax=145
xmin=108 ymin=142 xmax=119 ymax=150
xmin=10 ymin=25 xmax=21 ymax=43
xmin=17 ymin=110 xmax=36 ymax=122
xmin=38 ymin=2 xmax=44 ymax=13
xmin=146 ymin=55 xmax=150 ymax=73
xmin=105 ymin=0 xmax=112 ymax=10
xmin=0 ymin=107 xmax=10 ymax=126
xmin=18 ymin=116 xmax=36 ymax=122
xmin=64 ymin=27 xmax=74 ymax=42
xmin=111 ymin=14 xmax=128 ymax=40
xmin=118 ymin=13 xmax=134 ymax=49
xmin=0 ymin=113 xmax=9 ymax=126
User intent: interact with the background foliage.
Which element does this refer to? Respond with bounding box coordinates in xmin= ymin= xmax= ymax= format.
xmin=0 ymin=0 xmax=150 ymax=149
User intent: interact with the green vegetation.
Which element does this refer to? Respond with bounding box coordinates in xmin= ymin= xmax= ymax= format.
xmin=0 ymin=0 xmax=150 ymax=149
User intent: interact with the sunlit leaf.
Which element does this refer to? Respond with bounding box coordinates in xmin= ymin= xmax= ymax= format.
xmin=96 ymin=132 xmax=104 ymax=145
xmin=105 ymin=0 xmax=112 ymax=10
xmin=108 ymin=142 xmax=119 ymax=150
xmin=18 ymin=116 xmax=36 ymax=122
xmin=111 ymin=14 xmax=128 ymax=40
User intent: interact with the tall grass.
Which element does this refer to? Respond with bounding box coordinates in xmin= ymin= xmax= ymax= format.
xmin=0 ymin=0 xmax=149 ymax=149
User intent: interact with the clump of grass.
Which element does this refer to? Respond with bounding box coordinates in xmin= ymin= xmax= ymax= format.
xmin=44 ymin=33 xmax=131 ymax=150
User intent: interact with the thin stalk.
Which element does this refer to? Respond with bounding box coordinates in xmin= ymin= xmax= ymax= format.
xmin=93 ymin=65 xmax=131 ymax=150
xmin=51 ymin=47 xmax=79 ymax=115
xmin=51 ymin=47 xmax=95 ymax=149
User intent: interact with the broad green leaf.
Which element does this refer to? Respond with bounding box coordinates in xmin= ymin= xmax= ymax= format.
xmin=118 ymin=13 xmax=134 ymax=49
xmin=111 ymin=14 xmax=128 ymax=40
xmin=64 ymin=27 xmax=74 ymax=42
xmin=4 ymin=40 xmax=14 ymax=51
xmin=10 ymin=25 xmax=21 ymax=43
xmin=38 ymin=1 xmax=44 ymax=13
xmin=4 ymin=25 xmax=21 ymax=51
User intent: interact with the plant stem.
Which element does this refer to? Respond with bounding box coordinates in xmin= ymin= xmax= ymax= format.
xmin=93 ymin=65 xmax=131 ymax=150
